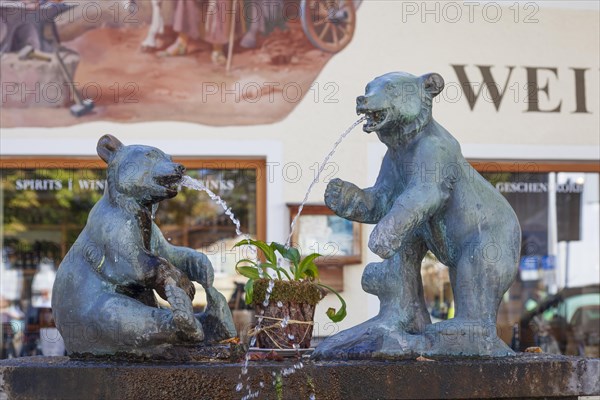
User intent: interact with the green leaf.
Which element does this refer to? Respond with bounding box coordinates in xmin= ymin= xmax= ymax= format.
xmin=235 ymin=259 xmax=260 ymax=277
xmin=261 ymin=262 xmax=293 ymax=281
xmin=271 ymin=242 xmax=302 ymax=278
xmin=234 ymin=239 xmax=276 ymax=264
xmin=272 ymin=242 xmax=301 ymax=266
xmin=271 ymin=242 xmax=288 ymax=258
xmin=318 ymin=283 xmax=347 ymax=322
xmin=303 ymin=261 xmax=319 ymax=280
xmin=298 ymin=253 xmax=321 ymax=279
xmin=270 ymin=241 xmax=283 ymax=253
xmin=286 ymin=247 xmax=301 ymax=266
xmin=326 ymin=306 xmax=347 ymax=323
xmin=244 ymin=279 xmax=254 ymax=305
xmin=236 ymin=259 xmax=257 ymax=268
xmin=233 ymin=239 xmax=253 ymax=248
xmin=236 ymin=266 xmax=261 ymax=280
xmin=260 ymin=262 xmax=280 ymax=280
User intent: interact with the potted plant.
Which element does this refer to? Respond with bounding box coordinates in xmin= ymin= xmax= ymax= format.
xmin=234 ymin=239 xmax=347 ymax=350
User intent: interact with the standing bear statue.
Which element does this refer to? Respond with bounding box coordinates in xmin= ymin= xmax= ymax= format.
xmin=52 ymin=135 xmax=236 ymax=356
xmin=314 ymin=72 xmax=521 ymax=359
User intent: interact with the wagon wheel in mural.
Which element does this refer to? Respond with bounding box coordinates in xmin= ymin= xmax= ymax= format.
xmin=300 ymin=0 xmax=359 ymax=53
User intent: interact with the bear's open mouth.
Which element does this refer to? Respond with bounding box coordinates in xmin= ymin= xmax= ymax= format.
xmin=155 ymin=174 xmax=183 ymax=193
xmin=361 ymin=109 xmax=388 ymax=132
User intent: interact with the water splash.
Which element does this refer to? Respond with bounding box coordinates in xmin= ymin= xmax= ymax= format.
xmin=238 ymin=274 xmax=275 ymax=398
xmin=235 ymin=119 xmax=364 ymax=399
xmin=180 ymin=175 xmax=271 ymax=397
xmin=286 ymin=117 xmax=366 ymax=246
xmin=263 ymin=119 xmax=367 ymax=399
xmin=178 ymin=122 xmax=367 ymax=400
xmin=280 ymin=315 xmax=290 ymax=328
xmin=180 ymin=175 xmax=244 ymax=237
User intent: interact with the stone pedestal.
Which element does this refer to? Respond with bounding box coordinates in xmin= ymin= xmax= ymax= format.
xmin=1 ymin=354 xmax=598 ymax=399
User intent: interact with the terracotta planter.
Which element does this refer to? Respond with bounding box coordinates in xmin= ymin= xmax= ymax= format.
xmin=252 ymin=279 xmax=322 ymax=349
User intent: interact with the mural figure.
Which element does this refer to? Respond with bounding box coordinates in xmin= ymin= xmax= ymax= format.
xmin=1 ymin=0 xmax=359 ymax=127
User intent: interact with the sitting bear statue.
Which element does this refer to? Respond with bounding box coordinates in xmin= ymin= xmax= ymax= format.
xmin=313 ymin=72 xmax=521 ymax=359
xmin=52 ymin=135 xmax=236 ymax=356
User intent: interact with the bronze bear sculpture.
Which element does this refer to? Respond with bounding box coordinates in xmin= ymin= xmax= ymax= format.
xmin=314 ymin=72 xmax=521 ymax=359
xmin=52 ymin=135 xmax=236 ymax=356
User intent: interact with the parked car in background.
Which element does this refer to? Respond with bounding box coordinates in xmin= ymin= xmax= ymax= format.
xmin=516 ymin=285 xmax=600 ymax=357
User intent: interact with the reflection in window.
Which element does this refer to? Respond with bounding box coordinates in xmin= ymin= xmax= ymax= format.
xmin=156 ymin=168 xmax=258 ymax=278
xmin=1 ymin=163 xmax=261 ymax=325
xmin=421 ymin=170 xmax=599 ymax=349
xmin=482 ymin=171 xmax=599 ymax=293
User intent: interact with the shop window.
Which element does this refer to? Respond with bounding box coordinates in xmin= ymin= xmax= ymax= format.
xmin=0 ymin=158 xmax=265 ymax=356
xmin=423 ymin=161 xmax=599 ymax=351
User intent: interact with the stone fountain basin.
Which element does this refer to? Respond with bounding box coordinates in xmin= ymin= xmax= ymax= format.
xmin=1 ymin=353 xmax=598 ymax=399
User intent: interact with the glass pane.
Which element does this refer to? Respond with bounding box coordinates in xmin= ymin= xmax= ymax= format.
xmin=1 ymin=168 xmax=105 ymax=271
xmin=421 ymin=169 xmax=599 ymax=353
xmin=482 ymin=171 xmax=599 ymax=352
xmin=1 ymin=163 xmax=261 ymax=356
xmin=156 ymin=167 xmax=258 ymax=278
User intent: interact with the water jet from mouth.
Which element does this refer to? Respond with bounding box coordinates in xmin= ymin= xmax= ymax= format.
xmin=286 ymin=116 xmax=366 ymax=247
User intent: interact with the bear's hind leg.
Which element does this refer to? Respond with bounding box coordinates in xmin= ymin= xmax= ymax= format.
xmin=452 ymin=238 xmax=518 ymax=324
xmin=314 ymin=239 xmax=431 ymax=359
xmin=424 ymin=243 xmax=517 ymax=356
xmin=72 ymin=291 xmax=204 ymax=356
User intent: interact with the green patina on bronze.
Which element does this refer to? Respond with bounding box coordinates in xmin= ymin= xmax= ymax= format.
xmin=52 ymin=135 xmax=236 ymax=357
xmin=252 ymin=279 xmax=322 ymax=306
xmin=314 ymin=71 xmax=522 ymax=360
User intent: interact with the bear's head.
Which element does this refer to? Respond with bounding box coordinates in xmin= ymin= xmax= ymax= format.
xmin=356 ymin=72 xmax=444 ymax=145
xmin=97 ymin=135 xmax=185 ymax=205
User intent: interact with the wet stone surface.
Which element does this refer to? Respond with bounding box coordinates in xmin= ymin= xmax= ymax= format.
xmin=69 ymin=344 xmax=241 ymax=363
xmin=1 ymin=354 xmax=598 ymax=400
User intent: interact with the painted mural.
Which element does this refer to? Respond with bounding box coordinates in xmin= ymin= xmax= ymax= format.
xmin=1 ymin=0 xmax=360 ymax=127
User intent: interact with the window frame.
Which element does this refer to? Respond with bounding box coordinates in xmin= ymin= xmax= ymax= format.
xmin=468 ymin=160 xmax=600 ymax=174
xmin=0 ymin=156 xmax=268 ymax=251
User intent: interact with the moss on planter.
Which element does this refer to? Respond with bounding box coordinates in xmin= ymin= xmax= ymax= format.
xmin=252 ymin=279 xmax=322 ymax=306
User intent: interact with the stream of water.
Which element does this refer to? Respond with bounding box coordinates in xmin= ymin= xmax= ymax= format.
xmin=180 ymin=175 xmax=244 ymax=237
xmin=180 ymin=117 xmax=364 ymax=399
xmin=286 ymin=116 xmax=366 ymax=247
xmin=180 ymin=175 xmax=270 ymax=399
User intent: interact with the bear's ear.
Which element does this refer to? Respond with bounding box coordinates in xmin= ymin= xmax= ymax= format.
xmin=97 ymin=134 xmax=123 ymax=163
xmin=422 ymin=73 xmax=445 ymax=97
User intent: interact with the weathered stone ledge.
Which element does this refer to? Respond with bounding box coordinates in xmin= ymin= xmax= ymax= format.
xmin=1 ymin=354 xmax=598 ymax=399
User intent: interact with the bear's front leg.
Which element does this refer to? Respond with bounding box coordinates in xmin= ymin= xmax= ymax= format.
xmin=325 ymin=178 xmax=389 ymax=224
xmin=163 ymin=283 xmax=205 ymax=342
xmin=325 ymin=154 xmax=395 ymax=224
xmin=165 ymin=248 xmax=236 ymax=342
xmin=152 ymin=224 xmax=214 ymax=288
xmin=369 ymin=216 xmax=403 ymax=260
xmin=325 ymin=178 xmax=357 ymax=215
xmin=174 ymin=248 xmax=214 ymax=289
xmin=154 ymin=258 xmax=196 ymax=301
xmin=369 ymin=183 xmax=450 ymax=259
xmin=153 ymin=257 xmax=204 ymax=342
xmin=152 ymin=226 xmax=235 ymax=342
